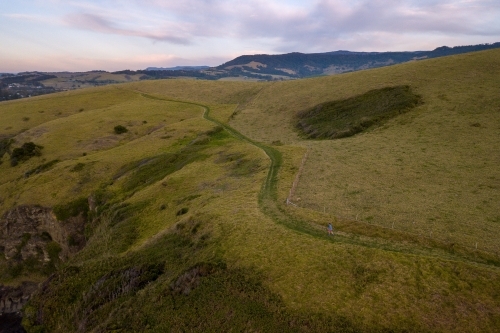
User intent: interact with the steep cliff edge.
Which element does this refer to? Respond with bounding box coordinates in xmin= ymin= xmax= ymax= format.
xmin=0 ymin=203 xmax=89 ymax=331
xmin=0 ymin=205 xmax=86 ymax=263
xmin=0 ymin=203 xmax=88 ymax=323
xmin=0 ymin=282 xmax=38 ymax=314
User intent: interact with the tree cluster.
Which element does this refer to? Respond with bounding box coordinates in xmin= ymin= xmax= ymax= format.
xmin=9 ymin=142 xmax=43 ymax=166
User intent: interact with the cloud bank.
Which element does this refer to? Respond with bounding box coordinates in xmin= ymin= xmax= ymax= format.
xmin=1 ymin=0 xmax=499 ymax=71
xmin=62 ymin=0 xmax=500 ymax=50
xmin=65 ymin=12 xmax=191 ymax=44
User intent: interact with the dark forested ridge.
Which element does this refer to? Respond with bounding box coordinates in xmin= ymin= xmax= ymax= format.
xmin=217 ymin=42 xmax=500 ymax=77
xmin=145 ymin=66 xmax=211 ymax=71
xmin=136 ymin=42 xmax=500 ymax=80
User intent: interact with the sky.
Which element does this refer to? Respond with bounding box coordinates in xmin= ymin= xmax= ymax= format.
xmin=1 ymin=0 xmax=499 ymax=72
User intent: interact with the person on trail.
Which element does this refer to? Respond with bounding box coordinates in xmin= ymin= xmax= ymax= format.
xmin=327 ymin=223 xmax=334 ymax=236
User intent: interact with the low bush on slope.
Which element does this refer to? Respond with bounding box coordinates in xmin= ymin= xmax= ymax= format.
xmin=296 ymin=85 xmax=422 ymax=139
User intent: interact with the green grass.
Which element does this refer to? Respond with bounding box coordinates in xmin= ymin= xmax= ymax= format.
xmin=23 ymin=230 xmax=362 ymax=333
xmin=225 ymin=49 xmax=500 ymax=254
xmin=116 ymin=150 xmax=205 ymax=193
xmin=0 ymin=49 xmax=499 ymax=332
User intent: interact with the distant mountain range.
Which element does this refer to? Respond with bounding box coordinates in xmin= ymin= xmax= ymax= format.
xmin=139 ymin=42 xmax=500 ymax=80
xmin=145 ymin=66 xmax=210 ymax=71
xmin=216 ymin=43 xmax=500 ymax=78
xmin=2 ymin=42 xmax=500 ymax=102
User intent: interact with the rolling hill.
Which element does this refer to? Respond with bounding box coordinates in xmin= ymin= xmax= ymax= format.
xmin=217 ymin=42 xmax=500 ymax=78
xmin=0 ymin=49 xmax=499 ymax=332
xmin=2 ymin=43 xmax=499 ymax=104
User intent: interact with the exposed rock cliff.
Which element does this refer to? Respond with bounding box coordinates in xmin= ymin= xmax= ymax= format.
xmin=0 ymin=205 xmax=86 ymax=263
xmin=0 ymin=282 xmax=37 ymax=333
xmin=0 ymin=282 xmax=38 ymax=314
xmin=0 ymin=203 xmax=89 ymax=331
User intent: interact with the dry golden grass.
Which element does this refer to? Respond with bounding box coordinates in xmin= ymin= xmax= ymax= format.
xmin=1 ymin=50 xmax=500 ymax=332
xmin=199 ymin=163 xmax=500 ymax=332
xmin=126 ymin=79 xmax=265 ymax=105
xmin=229 ymin=49 xmax=500 ymax=253
xmin=0 ymin=87 xmax=204 ymax=212
xmin=0 ymin=87 xmax=140 ymax=136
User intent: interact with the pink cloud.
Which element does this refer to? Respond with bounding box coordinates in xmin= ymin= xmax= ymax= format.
xmin=65 ymin=12 xmax=191 ymax=44
xmin=50 ymin=1 xmax=500 ymax=52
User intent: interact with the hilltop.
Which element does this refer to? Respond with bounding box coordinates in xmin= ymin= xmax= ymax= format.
xmin=217 ymin=42 xmax=500 ymax=78
xmin=145 ymin=66 xmax=211 ymax=71
xmin=0 ymin=48 xmax=499 ymax=332
xmin=2 ymin=43 xmax=499 ymax=103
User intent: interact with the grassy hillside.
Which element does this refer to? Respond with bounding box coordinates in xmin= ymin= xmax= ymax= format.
xmin=230 ymin=48 xmax=500 ymax=254
xmin=0 ymin=49 xmax=499 ymax=332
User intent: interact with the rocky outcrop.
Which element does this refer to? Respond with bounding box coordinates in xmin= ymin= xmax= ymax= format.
xmin=0 ymin=282 xmax=38 ymax=314
xmin=0 ymin=204 xmax=89 ymax=331
xmin=0 ymin=283 xmax=37 ymax=333
xmin=0 ymin=205 xmax=86 ymax=263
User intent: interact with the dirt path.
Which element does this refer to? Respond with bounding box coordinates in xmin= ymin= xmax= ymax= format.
xmin=134 ymin=91 xmax=500 ymax=268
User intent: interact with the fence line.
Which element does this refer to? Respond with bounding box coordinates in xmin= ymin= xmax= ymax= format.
xmin=284 ymin=149 xmax=499 ymax=257
xmin=287 ymin=149 xmax=309 ymax=204
xmin=287 ymin=193 xmax=499 ymax=256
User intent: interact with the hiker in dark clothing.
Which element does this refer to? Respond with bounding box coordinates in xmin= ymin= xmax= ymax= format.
xmin=327 ymin=223 xmax=334 ymax=235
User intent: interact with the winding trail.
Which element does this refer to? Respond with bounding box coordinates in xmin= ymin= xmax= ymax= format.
xmin=137 ymin=92 xmax=319 ymax=236
xmin=136 ymin=91 xmax=500 ymax=267
xmin=139 ymin=93 xmax=282 ymax=201
xmin=171 ymin=99 xmax=400 ymax=244
xmin=139 ymin=92 xmax=371 ymax=244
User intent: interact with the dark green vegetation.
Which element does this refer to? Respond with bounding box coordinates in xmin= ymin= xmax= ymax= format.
xmin=113 ymin=125 xmax=128 ymax=134
xmin=0 ymin=137 xmax=13 ymax=158
xmin=69 ymin=162 xmax=85 ymax=172
xmin=1 ymin=232 xmax=61 ymax=280
xmin=53 ymin=197 xmax=90 ymax=222
xmin=24 ymin=160 xmax=59 ymax=178
xmin=137 ymin=67 xmax=274 ymax=81
xmin=10 ymin=141 xmax=43 ymax=166
xmin=296 ymin=86 xmax=422 ymax=139
xmin=117 ymin=152 xmax=200 ymax=193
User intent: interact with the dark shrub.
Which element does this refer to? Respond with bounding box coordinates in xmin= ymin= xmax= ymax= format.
xmin=46 ymin=241 xmax=62 ymax=261
xmin=10 ymin=141 xmax=43 ymax=166
xmin=296 ymin=85 xmax=422 ymax=139
xmin=53 ymin=197 xmax=89 ymax=221
xmin=114 ymin=125 xmax=128 ymax=134
xmin=0 ymin=138 xmax=13 ymax=158
xmin=70 ymin=162 xmax=85 ymax=172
